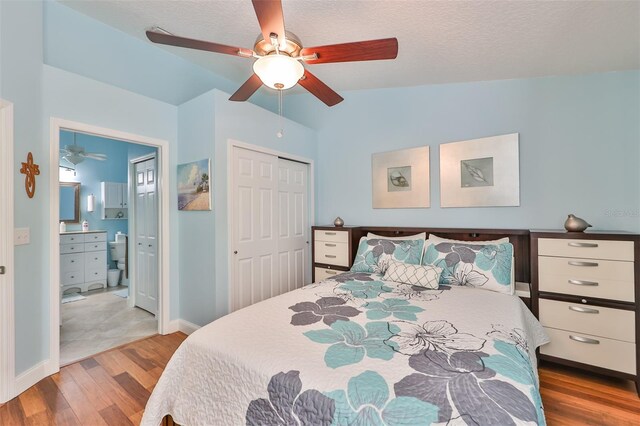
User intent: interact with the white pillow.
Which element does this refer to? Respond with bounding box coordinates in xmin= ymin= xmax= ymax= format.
xmin=367 ymin=232 xmax=426 ymax=241
xmin=384 ymin=260 xmax=442 ymax=289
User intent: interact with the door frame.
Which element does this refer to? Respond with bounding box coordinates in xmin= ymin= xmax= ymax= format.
xmin=227 ymin=139 xmax=315 ymax=313
xmin=49 ymin=118 xmax=171 ymax=371
xmin=0 ymin=100 xmax=15 ymax=403
xmin=128 ymin=153 xmax=157 ymax=310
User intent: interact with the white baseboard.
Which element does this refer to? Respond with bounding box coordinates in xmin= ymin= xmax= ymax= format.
xmin=167 ymin=319 xmax=201 ymax=335
xmin=14 ymin=359 xmax=58 ymax=397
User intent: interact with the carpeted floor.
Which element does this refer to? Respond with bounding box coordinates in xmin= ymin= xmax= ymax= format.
xmin=60 ymin=286 xmax=157 ymax=366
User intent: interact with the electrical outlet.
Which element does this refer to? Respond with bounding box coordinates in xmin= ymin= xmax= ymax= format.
xmin=14 ymin=227 xmax=30 ymax=245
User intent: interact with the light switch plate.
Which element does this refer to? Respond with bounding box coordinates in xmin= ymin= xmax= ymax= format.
xmin=14 ymin=227 xmax=30 ymax=245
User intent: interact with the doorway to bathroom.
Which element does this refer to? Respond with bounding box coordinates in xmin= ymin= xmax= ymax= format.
xmin=52 ymin=121 xmax=167 ymax=367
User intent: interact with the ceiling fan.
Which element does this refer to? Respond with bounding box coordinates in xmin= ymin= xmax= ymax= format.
xmin=60 ymin=134 xmax=108 ymax=166
xmin=146 ymin=0 xmax=398 ymax=106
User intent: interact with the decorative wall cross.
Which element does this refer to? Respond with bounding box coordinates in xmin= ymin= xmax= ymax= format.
xmin=20 ymin=152 xmax=40 ymax=198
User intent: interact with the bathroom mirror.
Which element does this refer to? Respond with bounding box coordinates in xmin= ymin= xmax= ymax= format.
xmin=59 ymin=182 xmax=80 ymax=224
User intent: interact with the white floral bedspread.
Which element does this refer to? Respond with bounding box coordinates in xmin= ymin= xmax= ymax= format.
xmin=142 ymin=272 xmax=549 ymax=426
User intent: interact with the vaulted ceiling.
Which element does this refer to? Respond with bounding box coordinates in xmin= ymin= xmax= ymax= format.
xmin=61 ymin=0 xmax=639 ymax=92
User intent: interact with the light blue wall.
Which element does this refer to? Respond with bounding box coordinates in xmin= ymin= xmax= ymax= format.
xmin=43 ymin=0 xmax=278 ymax=112
xmin=59 ymin=131 xmax=156 ymax=266
xmin=176 ymin=89 xmax=317 ymax=326
xmin=0 ymin=0 xmax=46 ymax=375
xmin=285 ymin=71 xmax=640 ymax=233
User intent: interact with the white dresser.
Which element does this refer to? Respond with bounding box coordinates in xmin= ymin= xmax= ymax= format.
xmin=60 ymin=231 xmax=108 ymax=294
xmin=531 ymin=231 xmax=639 ymax=394
xmin=312 ymin=227 xmax=355 ymax=282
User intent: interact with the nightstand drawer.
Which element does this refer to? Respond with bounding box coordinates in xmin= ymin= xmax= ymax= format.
xmin=541 ymin=327 xmax=636 ymax=375
xmin=538 ymin=256 xmax=634 ymax=302
xmin=315 ymin=241 xmax=349 ymax=267
xmin=540 ymin=299 xmax=635 ymax=342
xmin=314 ymin=230 xmax=349 ymax=244
xmin=538 ymin=238 xmax=634 ymax=261
xmin=315 ymin=267 xmax=343 ymax=282
xmin=60 ymin=234 xmax=85 ymax=245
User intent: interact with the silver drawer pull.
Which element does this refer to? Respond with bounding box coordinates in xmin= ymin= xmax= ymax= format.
xmin=324 ymin=232 xmax=336 ymax=236
xmin=325 ymin=270 xmax=337 ymax=275
xmin=568 ymin=242 xmax=598 ymax=248
xmin=325 ymin=243 xmax=336 ymax=247
xmin=568 ymin=260 xmax=599 ymax=267
xmin=568 ymin=279 xmax=599 ymax=286
xmin=325 ymin=255 xmax=337 ymax=258
xmin=569 ymin=306 xmax=599 ymax=314
xmin=569 ymin=335 xmax=600 ymax=345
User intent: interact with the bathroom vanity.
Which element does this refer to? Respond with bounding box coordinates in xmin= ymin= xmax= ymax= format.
xmin=60 ymin=230 xmax=108 ymax=294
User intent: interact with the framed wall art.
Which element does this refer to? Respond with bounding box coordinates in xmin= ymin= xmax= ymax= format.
xmin=440 ymin=133 xmax=519 ymax=207
xmin=372 ymin=146 xmax=430 ymax=208
xmin=177 ymin=159 xmax=212 ymax=211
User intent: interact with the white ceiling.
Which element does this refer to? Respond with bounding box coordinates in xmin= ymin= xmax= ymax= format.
xmin=60 ymin=0 xmax=640 ymax=93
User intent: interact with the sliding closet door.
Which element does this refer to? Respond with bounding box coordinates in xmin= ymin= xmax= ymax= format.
xmin=277 ymin=158 xmax=310 ymax=293
xmin=231 ymin=147 xmax=279 ymax=312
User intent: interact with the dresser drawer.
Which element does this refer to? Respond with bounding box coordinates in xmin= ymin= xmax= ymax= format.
xmin=314 ymin=267 xmax=344 ymax=282
xmin=541 ymin=327 xmax=636 ymax=375
xmin=538 ymin=238 xmax=634 ymax=261
xmin=315 ymin=241 xmax=349 ymax=267
xmin=61 ymin=270 xmax=84 ymax=286
xmin=60 ymin=243 xmax=84 ymax=254
xmin=538 ymin=256 xmax=634 ymax=302
xmin=60 ymin=234 xmax=85 ymax=245
xmin=539 ymin=299 xmax=635 ymax=342
xmin=85 ymin=267 xmax=107 ymax=281
xmin=314 ymin=230 xmax=349 ymax=244
xmin=85 ymin=251 xmax=107 ymax=269
xmin=84 ymin=241 xmax=106 ymax=252
xmin=84 ymin=232 xmax=107 ymax=242
xmin=60 ymin=253 xmax=84 ymax=273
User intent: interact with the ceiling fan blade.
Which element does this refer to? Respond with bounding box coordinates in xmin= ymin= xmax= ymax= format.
xmin=251 ymin=0 xmax=286 ymax=46
xmin=301 ymin=38 xmax=398 ymax=64
xmin=297 ymin=69 xmax=343 ymax=107
xmin=85 ymin=153 xmax=108 ymax=161
xmin=229 ymin=74 xmax=263 ymax=102
xmin=146 ymin=30 xmax=254 ymax=57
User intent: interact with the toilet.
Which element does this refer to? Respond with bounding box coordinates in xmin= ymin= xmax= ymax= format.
xmin=108 ymin=233 xmax=127 ymax=286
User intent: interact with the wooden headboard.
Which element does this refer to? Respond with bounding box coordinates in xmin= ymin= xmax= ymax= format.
xmin=350 ymin=227 xmax=531 ymax=283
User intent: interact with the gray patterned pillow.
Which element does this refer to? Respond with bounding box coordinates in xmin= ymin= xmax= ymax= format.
xmin=383 ymin=260 xmax=442 ymax=289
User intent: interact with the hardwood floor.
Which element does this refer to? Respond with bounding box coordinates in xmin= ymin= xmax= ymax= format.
xmin=1 ymin=332 xmax=638 ymax=425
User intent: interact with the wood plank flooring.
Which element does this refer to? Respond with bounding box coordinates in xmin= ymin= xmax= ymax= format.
xmin=1 ymin=332 xmax=638 ymax=425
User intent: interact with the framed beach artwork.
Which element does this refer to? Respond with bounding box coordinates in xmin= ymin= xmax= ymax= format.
xmin=177 ymin=159 xmax=211 ymax=211
xmin=440 ymin=133 xmax=520 ymax=207
xmin=372 ymin=146 xmax=430 ymax=208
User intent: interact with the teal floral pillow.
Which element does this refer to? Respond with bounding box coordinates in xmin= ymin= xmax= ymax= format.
xmin=351 ymin=237 xmax=424 ymax=274
xmin=422 ymin=240 xmax=514 ymax=294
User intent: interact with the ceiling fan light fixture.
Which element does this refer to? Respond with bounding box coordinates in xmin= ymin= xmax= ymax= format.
xmin=253 ymin=54 xmax=304 ymax=90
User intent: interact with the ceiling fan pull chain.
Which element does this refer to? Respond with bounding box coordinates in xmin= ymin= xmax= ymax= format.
xmin=277 ymin=90 xmax=284 ymax=138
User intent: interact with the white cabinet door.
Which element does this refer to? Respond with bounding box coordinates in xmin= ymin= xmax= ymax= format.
xmin=134 ymin=158 xmax=158 ymax=315
xmin=277 ymin=158 xmax=310 ymax=292
xmin=120 ymin=182 xmax=128 ymax=209
xmin=231 ymin=147 xmax=278 ymax=312
xmin=102 ymin=182 xmax=123 ymax=208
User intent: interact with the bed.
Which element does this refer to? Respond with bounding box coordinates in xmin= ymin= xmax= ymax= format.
xmin=142 ymin=229 xmax=549 ymax=426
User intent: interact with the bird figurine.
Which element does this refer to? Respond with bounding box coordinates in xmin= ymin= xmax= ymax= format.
xmin=564 ymin=214 xmax=592 ymax=232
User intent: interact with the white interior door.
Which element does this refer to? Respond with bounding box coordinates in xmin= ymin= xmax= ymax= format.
xmin=134 ymin=157 xmax=158 ymax=315
xmin=277 ymin=158 xmax=310 ymax=292
xmin=231 ymin=147 xmax=278 ymax=312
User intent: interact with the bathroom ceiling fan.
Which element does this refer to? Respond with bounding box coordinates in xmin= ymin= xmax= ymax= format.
xmin=145 ymin=0 xmax=398 ymax=106
xmin=60 ymin=134 xmax=108 ymax=166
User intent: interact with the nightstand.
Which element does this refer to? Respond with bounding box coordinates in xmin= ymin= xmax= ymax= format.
xmin=531 ymin=230 xmax=640 ymax=394
xmin=311 ymin=226 xmax=356 ymax=282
